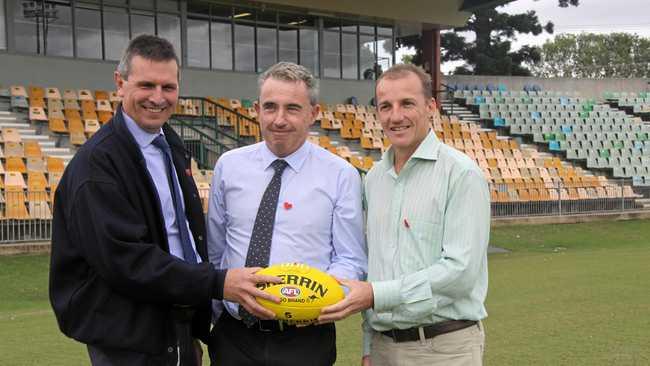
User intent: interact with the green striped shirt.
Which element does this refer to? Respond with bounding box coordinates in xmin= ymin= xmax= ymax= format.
xmin=362 ymin=130 xmax=490 ymax=355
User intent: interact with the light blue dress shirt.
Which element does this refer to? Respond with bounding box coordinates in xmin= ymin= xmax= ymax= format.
xmin=207 ymin=141 xmax=367 ymax=318
xmin=123 ymin=112 xmax=200 ymax=262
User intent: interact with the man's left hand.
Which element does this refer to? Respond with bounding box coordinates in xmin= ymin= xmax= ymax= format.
xmin=317 ymin=278 xmax=373 ymax=323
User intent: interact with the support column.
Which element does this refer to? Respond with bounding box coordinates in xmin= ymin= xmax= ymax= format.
xmin=421 ymin=27 xmax=441 ymax=105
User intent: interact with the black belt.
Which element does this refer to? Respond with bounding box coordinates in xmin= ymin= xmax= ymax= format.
xmin=381 ymin=320 xmax=477 ymax=343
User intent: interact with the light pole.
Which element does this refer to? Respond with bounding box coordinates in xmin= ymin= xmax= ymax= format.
xmin=22 ymin=0 xmax=58 ymax=54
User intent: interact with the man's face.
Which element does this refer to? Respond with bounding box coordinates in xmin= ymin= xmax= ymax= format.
xmin=376 ymin=72 xmax=435 ymax=154
xmin=255 ymin=78 xmax=319 ymax=157
xmin=114 ymin=55 xmax=179 ymax=133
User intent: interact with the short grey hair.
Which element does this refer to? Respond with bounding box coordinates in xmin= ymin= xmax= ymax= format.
xmin=377 ymin=63 xmax=433 ymax=99
xmin=117 ymin=34 xmax=180 ymax=80
xmin=258 ymin=62 xmax=319 ymax=105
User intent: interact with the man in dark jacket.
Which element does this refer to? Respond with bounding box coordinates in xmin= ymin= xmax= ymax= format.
xmin=49 ymin=34 xmax=279 ymax=366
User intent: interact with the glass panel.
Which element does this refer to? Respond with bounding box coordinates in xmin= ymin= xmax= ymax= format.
xmin=323 ymin=30 xmax=340 ymax=78
xmin=156 ymin=0 xmax=178 ymax=12
xmin=210 ymin=20 xmax=232 ymax=70
xmin=256 ymin=24 xmax=276 ymax=72
xmin=75 ymin=7 xmax=102 ymax=59
xmin=130 ymin=0 xmax=153 ymax=10
xmin=341 ymin=19 xmax=357 ymax=33
xmin=14 ymin=0 xmax=44 ymax=53
xmin=377 ymin=34 xmax=393 ymax=74
xmin=377 ymin=25 xmax=392 ymax=37
xmin=0 ymin=0 xmax=6 ymax=50
xmin=131 ymin=13 xmax=154 ymax=38
xmin=359 ymin=24 xmax=374 ymax=34
xmin=299 ymin=28 xmax=318 ymax=77
xmin=278 ymin=26 xmax=297 ymax=64
xmin=103 ymin=6 xmax=129 ymax=60
xmin=323 ymin=18 xmax=339 ymax=31
xmin=234 ymin=22 xmax=254 ymax=72
xmin=360 ymin=34 xmax=377 ymax=80
xmin=187 ymin=18 xmax=209 ymax=68
xmin=157 ymin=13 xmax=181 ymax=64
xmin=43 ymin=2 xmax=72 ymax=57
xmin=103 ymin=0 xmax=126 ymax=6
xmin=341 ymin=32 xmax=357 ymax=79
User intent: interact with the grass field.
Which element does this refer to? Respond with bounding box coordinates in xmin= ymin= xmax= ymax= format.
xmin=1 ymin=220 xmax=649 ymax=365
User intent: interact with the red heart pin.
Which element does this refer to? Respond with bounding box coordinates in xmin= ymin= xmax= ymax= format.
xmin=283 ymin=202 xmax=293 ymax=210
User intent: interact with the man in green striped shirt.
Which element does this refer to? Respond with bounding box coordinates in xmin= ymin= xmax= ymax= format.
xmin=319 ymin=64 xmax=490 ymax=366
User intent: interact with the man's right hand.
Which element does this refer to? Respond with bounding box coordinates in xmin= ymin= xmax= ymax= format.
xmin=223 ymin=267 xmax=282 ymax=319
xmin=361 ymin=355 xmax=371 ymax=366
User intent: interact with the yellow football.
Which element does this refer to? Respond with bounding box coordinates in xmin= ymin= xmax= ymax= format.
xmin=255 ymin=263 xmax=345 ymax=325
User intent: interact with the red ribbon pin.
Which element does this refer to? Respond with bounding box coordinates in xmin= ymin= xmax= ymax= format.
xmin=284 ymin=201 xmax=293 ymax=210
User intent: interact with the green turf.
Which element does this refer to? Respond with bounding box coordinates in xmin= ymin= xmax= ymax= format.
xmin=1 ymin=220 xmax=649 ymax=365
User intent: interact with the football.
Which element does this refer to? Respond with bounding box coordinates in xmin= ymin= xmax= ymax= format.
xmin=255 ymin=263 xmax=345 ymax=325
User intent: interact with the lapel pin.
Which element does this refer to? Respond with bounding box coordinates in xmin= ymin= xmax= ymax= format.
xmin=284 ymin=202 xmax=293 ymax=210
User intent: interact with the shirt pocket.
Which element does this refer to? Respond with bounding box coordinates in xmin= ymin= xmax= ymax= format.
xmin=405 ymin=218 xmax=443 ymax=267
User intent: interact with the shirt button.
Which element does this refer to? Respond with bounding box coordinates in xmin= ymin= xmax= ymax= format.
xmin=167 ymin=346 xmax=174 ymax=353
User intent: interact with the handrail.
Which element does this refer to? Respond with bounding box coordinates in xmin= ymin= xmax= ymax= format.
xmin=168 ymin=116 xmax=232 ymax=169
xmin=176 ymin=96 xmax=262 ymax=144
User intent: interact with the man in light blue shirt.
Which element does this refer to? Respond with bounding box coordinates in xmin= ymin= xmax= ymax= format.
xmin=319 ymin=64 xmax=490 ymax=366
xmin=206 ymin=62 xmax=367 ymax=366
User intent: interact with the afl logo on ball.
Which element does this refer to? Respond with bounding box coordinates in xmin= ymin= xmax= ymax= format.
xmin=280 ymin=286 xmax=301 ymax=298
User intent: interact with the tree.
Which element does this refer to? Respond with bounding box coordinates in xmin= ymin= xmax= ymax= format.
xmin=532 ymin=33 xmax=650 ymax=78
xmin=397 ymin=0 xmax=578 ymax=75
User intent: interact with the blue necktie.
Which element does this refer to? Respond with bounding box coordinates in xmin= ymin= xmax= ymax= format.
xmin=240 ymin=159 xmax=288 ymax=326
xmin=151 ymin=134 xmax=198 ymax=264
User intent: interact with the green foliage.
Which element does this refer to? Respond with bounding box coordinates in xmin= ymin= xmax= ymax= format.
xmin=533 ymin=33 xmax=650 ymax=78
xmin=397 ymin=0 xmax=577 ymax=76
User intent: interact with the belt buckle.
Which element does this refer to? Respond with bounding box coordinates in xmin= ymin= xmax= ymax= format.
xmin=257 ymin=320 xmax=284 ymax=332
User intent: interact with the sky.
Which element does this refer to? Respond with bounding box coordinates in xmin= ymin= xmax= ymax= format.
xmin=431 ymin=0 xmax=650 ymax=73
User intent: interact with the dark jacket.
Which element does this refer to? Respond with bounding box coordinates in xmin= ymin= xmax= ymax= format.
xmin=49 ymin=108 xmax=225 ymax=355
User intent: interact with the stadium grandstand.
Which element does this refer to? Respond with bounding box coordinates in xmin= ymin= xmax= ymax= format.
xmin=1 ymin=0 xmax=650 ymax=245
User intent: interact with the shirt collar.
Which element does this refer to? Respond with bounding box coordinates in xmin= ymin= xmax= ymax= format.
xmin=380 ymin=129 xmax=440 ymax=170
xmin=258 ymin=140 xmax=311 ymax=173
xmin=122 ymin=110 xmax=162 ymax=148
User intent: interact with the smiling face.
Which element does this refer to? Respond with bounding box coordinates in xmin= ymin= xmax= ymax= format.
xmin=376 ymin=71 xmax=435 ymax=159
xmin=114 ymin=55 xmax=179 ymax=133
xmin=255 ymin=77 xmax=320 ymax=157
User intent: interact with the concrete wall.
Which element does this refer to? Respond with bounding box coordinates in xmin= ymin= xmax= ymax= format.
xmin=443 ymin=75 xmax=650 ymax=100
xmin=0 ymin=53 xmax=375 ymax=104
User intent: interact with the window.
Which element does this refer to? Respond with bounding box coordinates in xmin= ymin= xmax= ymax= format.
xmin=299 ymin=28 xmax=318 ymax=76
xmin=157 ymin=13 xmax=181 ymax=63
xmin=211 ymin=20 xmax=232 ymax=70
xmin=13 ymin=0 xmax=72 ymax=56
xmin=377 ymin=28 xmax=393 ymax=73
xmin=103 ymin=6 xmax=129 ymax=60
xmin=187 ymin=18 xmax=209 ymax=68
xmin=75 ymin=6 xmax=102 ymax=59
xmin=156 ymin=0 xmax=179 ymax=13
xmin=323 ymin=30 xmax=340 ymax=78
xmin=360 ymin=33 xmax=377 ymax=80
xmin=45 ymin=1 xmax=73 ymax=57
xmin=256 ymin=24 xmax=276 ymax=72
xmin=0 ymin=0 xmax=6 ymax=49
xmin=278 ymin=26 xmax=297 ymax=64
xmin=131 ymin=12 xmax=155 ymax=38
xmin=341 ymin=31 xmax=357 ymax=79
xmin=234 ymin=22 xmax=254 ymax=72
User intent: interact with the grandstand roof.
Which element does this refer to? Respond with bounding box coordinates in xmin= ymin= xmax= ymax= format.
xmin=259 ymin=0 xmax=509 ymax=27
